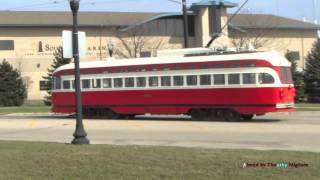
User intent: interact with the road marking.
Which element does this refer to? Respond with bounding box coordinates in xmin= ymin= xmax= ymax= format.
xmin=27 ymin=120 xmax=37 ymax=128
xmin=127 ymin=121 xmax=144 ymax=129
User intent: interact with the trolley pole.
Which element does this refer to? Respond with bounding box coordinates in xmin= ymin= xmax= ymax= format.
xmin=182 ymin=0 xmax=189 ymax=48
xmin=70 ymin=0 xmax=89 ymax=145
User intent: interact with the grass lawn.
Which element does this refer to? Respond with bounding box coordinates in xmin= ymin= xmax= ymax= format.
xmin=0 ymin=100 xmax=50 ymax=115
xmin=0 ymin=141 xmax=319 ymax=180
xmin=296 ymin=103 xmax=320 ymax=108
xmin=295 ymin=103 xmax=320 ymax=111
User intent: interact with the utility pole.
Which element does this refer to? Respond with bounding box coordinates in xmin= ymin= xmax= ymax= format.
xmin=182 ymin=0 xmax=189 ymax=48
xmin=69 ymin=0 xmax=90 ymax=145
xmin=168 ymin=0 xmax=189 ymax=48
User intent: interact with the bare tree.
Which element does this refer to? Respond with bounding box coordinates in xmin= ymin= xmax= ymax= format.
xmin=229 ymin=13 xmax=278 ymax=50
xmin=115 ymin=29 xmax=164 ymax=58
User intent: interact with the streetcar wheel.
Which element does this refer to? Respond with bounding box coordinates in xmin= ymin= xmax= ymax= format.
xmin=126 ymin=114 xmax=136 ymax=119
xmin=215 ymin=110 xmax=225 ymax=121
xmin=207 ymin=109 xmax=218 ymax=121
xmin=241 ymin=114 xmax=254 ymax=121
xmin=224 ymin=110 xmax=241 ymax=121
xmin=106 ymin=109 xmax=120 ymax=119
xmin=119 ymin=114 xmax=135 ymax=119
xmin=83 ymin=108 xmax=94 ymax=118
xmin=191 ymin=109 xmax=206 ymax=120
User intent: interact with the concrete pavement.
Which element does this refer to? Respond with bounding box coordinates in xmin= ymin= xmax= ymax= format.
xmin=0 ymin=111 xmax=319 ymax=152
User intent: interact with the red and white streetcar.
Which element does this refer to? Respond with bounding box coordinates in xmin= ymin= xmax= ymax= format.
xmin=51 ymin=48 xmax=295 ymax=121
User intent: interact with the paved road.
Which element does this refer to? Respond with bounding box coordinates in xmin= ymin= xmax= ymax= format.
xmin=0 ymin=112 xmax=319 ymax=152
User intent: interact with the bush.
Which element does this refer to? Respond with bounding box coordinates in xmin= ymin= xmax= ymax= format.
xmin=43 ymin=47 xmax=71 ymax=106
xmin=0 ymin=60 xmax=27 ymax=106
xmin=305 ymin=39 xmax=320 ymax=102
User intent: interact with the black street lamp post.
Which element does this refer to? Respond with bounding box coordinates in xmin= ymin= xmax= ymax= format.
xmin=69 ymin=0 xmax=89 ymax=145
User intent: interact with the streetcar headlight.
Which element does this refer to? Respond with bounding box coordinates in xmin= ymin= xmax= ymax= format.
xmin=276 ymin=103 xmax=295 ymax=109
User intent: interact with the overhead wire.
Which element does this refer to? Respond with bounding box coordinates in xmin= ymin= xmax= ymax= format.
xmin=4 ymin=0 xmax=67 ymax=11
xmin=3 ymin=0 xmax=140 ymax=11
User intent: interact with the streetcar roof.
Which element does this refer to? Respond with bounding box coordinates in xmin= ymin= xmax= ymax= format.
xmin=54 ymin=50 xmax=290 ymax=74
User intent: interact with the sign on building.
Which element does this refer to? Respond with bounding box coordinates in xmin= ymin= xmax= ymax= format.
xmin=62 ymin=30 xmax=86 ymax=58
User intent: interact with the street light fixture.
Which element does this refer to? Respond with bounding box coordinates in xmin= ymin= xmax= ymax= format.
xmin=69 ymin=0 xmax=89 ymax=145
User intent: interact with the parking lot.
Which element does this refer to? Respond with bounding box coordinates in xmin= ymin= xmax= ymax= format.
xmin=0 ymin=111 xmax=319 ymax=152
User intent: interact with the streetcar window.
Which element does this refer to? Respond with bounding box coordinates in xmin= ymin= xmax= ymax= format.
xmin=228 ymin=74 xmax=240 ymax=85
xmin=281 ymin=67 xmax=287 ymax=82
xmin=214 ymin=74 xmax=225 ymax=85
xmin=281 ymin=67 xmax=293 ymax=84
xmin=173 ymin=76 xmax=184 ymax=86
xmin=161 ymin=76 xmax=171 ymax=87
xmin=63 ymin=80 xmax=70 ymax=89
xmin=125 ymin=77 xmax=135 ymax=88
xmin=259 ymin=73 xmax=275 ymax=84
xmin=81 ymin=79 xmax=90 ymax=89
xmin=200 ymin=64 xmax=207 ymax=69
xmin=54 ymin=77 xmax=61 ymax=90
xmin=114 ymin=78 xmax=123 ymax=88
xmin=200 ymin=75 xmax=211 ymax=85
xmin=149 ymin=76 xmax=159 ymax=87
xmin=287 ymin=69 xmax=293 ymax=82
xmin=136 ymin=77 xmax=146 ymax=87
xmin=243 ymin=73 xmax=256 ymax=84
xmin=72 ymin=80 xmax=75 ymax=89
xmin=102 ymin=78 xmax=112 ymax=88
xmin=92 ymin=79 xmax=101 ymax=88
xmin=187 ymin=75 xmax=198 ymax=86
xmin=214 ymin=64 xmax=224 ymax=68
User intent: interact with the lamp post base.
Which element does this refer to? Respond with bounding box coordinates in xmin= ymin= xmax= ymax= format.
xmin=71 ymin=136 xmax=90 ymax=145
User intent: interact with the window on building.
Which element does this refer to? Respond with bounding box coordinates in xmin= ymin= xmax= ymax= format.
xmin=188 ymin=17 xmax=195 ymax=37
xmin=125 ymin=77 xmax=135 ymax=88
xmin=114 ymin=78 xmax=123 ymax=88
xmin=200 ymin=75 xmax=211 ymax=85
xmin=39 ymin=80 xmax=49 ymax=91
xmin=161 ymin=76 xmax=171 ymax=86
xmin=173 ymin=76 xmax=184 ymax=86
xmin=209 ymin=7 xmax=222 ymax=36
xmin=228 ymin=74 xmax=240 ymax=85
xmin=243 ymin=73 xmax=256 ymax=84
xmin=0 ymin=40 xmax=14 ymax=50
xmin=213 ymin=74 xmax=225 ymax=85
xmin=259 ymin=73 xmax=275 ymax=84
xmin=81 ymin=79 xmax=90 ymax=89
xmin=287 ymin=51 xmax=300 ymax=61
xmin=92 ymin=79 xmax=101 ymax=88
xmin=102 ymin=78 xmax=112 ymax=88
xmin=149 ymin=76 xmax=159 ymax=87
xmin=140 ymin=51 xmax=151 ymax=57
xmin=187 ymin=75 xmax=198 ymax=86
xmin=136 ymin=77 xmax=146 ymax=87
